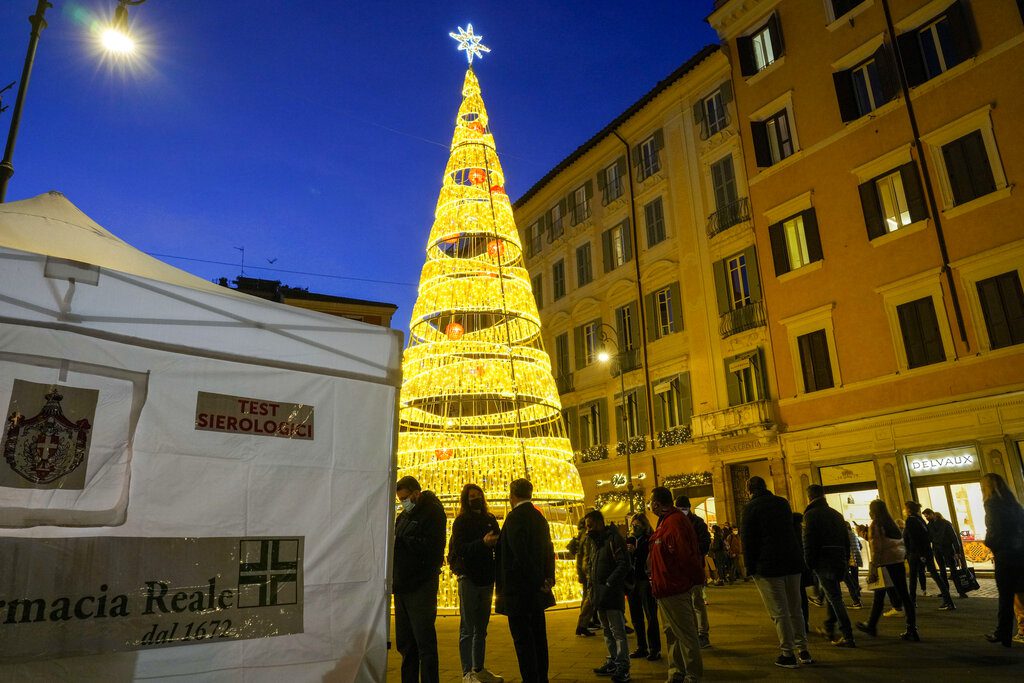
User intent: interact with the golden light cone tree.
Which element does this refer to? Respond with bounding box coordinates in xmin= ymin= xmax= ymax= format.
xmin=397 ymin=66 xmax=585 ymax=610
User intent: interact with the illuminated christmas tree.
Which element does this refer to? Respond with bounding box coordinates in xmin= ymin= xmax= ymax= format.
xmin=397 ymin=26 xmax=585 ymax=609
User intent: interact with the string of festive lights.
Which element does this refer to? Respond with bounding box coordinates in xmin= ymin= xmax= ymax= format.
xmin=397 ymin=56 xmax=585 ymax=610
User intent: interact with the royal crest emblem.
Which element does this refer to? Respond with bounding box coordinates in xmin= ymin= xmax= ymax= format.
xmin=3 ymin=388 xmax=92 ymax=486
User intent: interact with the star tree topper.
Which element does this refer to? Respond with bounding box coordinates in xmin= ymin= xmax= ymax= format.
xmin=450 ymin=24 xmax=490 ymax=65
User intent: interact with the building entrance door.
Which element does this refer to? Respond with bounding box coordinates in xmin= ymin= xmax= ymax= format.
xmin=914 ymin=481 xmax=992 ymax=569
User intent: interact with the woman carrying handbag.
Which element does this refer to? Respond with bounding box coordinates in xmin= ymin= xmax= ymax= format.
xmin=856 ymin=499 xmax=920 ymax=642
xmin=980 ymin=473 xmax=1024 ymax=647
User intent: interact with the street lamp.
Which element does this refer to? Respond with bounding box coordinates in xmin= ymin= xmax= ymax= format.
xmin=0 ymin=0 xmax=147 ymax=203
xmin=597 ymin=322 xmax=636 ymax=513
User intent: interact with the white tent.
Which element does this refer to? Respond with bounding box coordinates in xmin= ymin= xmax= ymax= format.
xmin=0 ymin=192 xmax=401 ymax=681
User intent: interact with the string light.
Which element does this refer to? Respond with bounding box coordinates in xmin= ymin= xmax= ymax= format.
xmin=397 ymin=61 xmax=585 ymax=610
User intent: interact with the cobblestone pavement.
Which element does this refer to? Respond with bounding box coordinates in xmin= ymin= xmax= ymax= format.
xmin=387 ymin=578 xmax=1021 ymax=682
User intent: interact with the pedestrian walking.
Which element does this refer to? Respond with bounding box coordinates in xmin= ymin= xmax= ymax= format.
xmin=494 ymin=478 xmax=556 ymax=683
xmin=626 ymin=512 xmax=661 ymax=661
xmin=792 ymin=513 xmax=815 ymax=634
xmin=710 ymin=526 xmax=730 ymax=585
xmin=903 ymin=500 xmax=954 ymax=610
xmin=855 ymin=499 xmax=919 ymax=642
xmin=924 ymin=509 xmax=968 ymax=598
xmin=585 ymin=510 xmax=633 ymax=683
xmin=649 ymin=487 xmax=705 ymax=683
xmin=448 ymin=484 xmax=504 ymax=683
xmin=980 ymin=472 xmax=1024 ymax=648
xmin=802 ymin=485 xmax=856 ymax=647
xmin=740 ymin=476 xmax=812 ymax=669
xmin=845 ymin=522 xmax=863 ymax=608
xmin=675 ymin=496 xmax=712 ymax=648
xmin=567 ymin=520 xmax=597 ymax=637
xmin=394 ymin=476 xmax=447 ymax=683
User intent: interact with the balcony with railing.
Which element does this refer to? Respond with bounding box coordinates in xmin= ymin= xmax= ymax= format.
xmin=719 ymin=301 xmax=766 ymax=338
xmin=612 ymin=348 xmax=642 ymax=375
xmin=555 ymin=372 xmax=574 ymax=395
xmin=706 ymin=197 xmax=751 ymax=239
xmin=691 ymin=399 xmax=774 ymax=440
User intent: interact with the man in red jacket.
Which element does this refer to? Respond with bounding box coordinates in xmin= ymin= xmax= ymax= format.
xmin=648 ymin=486 xmax=705 ymax=683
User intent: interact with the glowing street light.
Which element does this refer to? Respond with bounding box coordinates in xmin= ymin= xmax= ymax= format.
xmin=0 ymin=0 xmax=148 ymax=202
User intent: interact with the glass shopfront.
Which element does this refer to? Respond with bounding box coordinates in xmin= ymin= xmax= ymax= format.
xmin=819 ymin=460 xmax=879 ymax=565
xmin=906 ymin=446 xmax=991 ymax=570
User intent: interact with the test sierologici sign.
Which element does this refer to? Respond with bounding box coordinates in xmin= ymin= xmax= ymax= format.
xmin=0 ymin=536 xmax=303 ymax=662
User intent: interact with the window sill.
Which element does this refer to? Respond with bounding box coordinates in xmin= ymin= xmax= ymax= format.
xmin=870 ymin=219 xmax=928 ymax=247
xmin=826 ymin=0 xmax=874 ymax=32
xmin=745 ymin=55 xmax=786 ymax=86
xmin=942 ymin=185 xmax=1012 ymax=220
xmin=777 ymin=259 xmax=823 ymax=283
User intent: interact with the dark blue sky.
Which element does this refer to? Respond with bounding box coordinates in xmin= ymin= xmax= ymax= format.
xmin=0 ymin=1 xmax=717 ymax=336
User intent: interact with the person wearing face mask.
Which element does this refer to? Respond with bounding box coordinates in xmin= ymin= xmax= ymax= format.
xmin=675 ymin=495 xmax=711 ymax=649
xmin=448 ymin=484 xmax=503 ymax=683
xmin=394 ymin=475 xmax=447 ymax=683
xmin=626 ymin=512 xmax=661 ymax=661
xmin=649 ymin=486 xmax=705 ymax=683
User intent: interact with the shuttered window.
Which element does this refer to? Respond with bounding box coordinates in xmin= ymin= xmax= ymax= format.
xmin=768 ymin=208 xmax=823 ymax=276
xmin=644 ymin=197 xmax=666 ymax=247
xmin=834 ymin=46 xmax=897 ymax=122
xmin=897 ymin=297 xmax=946 ymax=368
xmin=531 ymin=273 xmax=543 ymax=310
xmin=858 ymin=162 xmax=928 ymax=239
xmin=599 ymin=157 xmax=627 ymax=204
xmin=752 ymin=109 xmax=794 ymax=167
xmin=738 ymin=14 xmax=784 ymax=76
xmin=552 ymin=259 xmax=566 ymax=300
xmin=797 ymin=329 xmax=835 ymax=393
xmin=942 ymin=130 xmax=996 ymax=206
xmin=555 ymin=332 xmax=570 ymax=379
xmin=602 ymin=219 xmax=632 ymax=272
xmin=977 ymin=272 xmax=1024 ymax=350
xmin=576 ymin=242 xmax=593 ymax=287
xmin=897 ymin=1 xmax=976 ymax=87
xmin=635 ymin=130 xmax=665 ymax=181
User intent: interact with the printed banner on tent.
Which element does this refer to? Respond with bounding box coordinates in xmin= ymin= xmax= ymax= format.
xmin=1 ymin=379 xmax=98 ymax=490
xmin=0 ymin=535 xmax=304 ymax=662
xmin=195 ymin=391 xmax=315 ymax=439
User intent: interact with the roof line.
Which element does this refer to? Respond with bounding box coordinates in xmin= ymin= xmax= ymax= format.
xmin=512 ymin=43 xmax=722 ymax=210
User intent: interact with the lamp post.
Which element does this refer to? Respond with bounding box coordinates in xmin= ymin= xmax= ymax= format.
xmin=597 ymin=322 xmax=635 ymax=514
xmin=0 ymin=0 xmax=145 ymax=203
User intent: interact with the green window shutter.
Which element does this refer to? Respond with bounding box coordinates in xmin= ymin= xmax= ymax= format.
xmin=720 ymin=79 xmax=733 ymax=104
xmin=692 ymin=100 xmax=705 ymax=125
xmin=615 ymin=402 xmax=625 ymax=441
xmin=803 ymin=209 xmax=824 ymax=263
xmin=574 ymin=325 xmax=585 ymax=371
xmin=899 ymin=161 xmax=928 ymax=223
xmin=602 ymin=229 xmax=613 ymax=273
xmin=644 ymin=292 xmax=658 ymax=340
xmin=725 ymin=357 xmax=742 ymax=406
xmin=756 ymin=347 xmax=769 ymax=398
xmin=751 ymin=120 xmax=772 ymax=167
xmin=622 ymin=219 xmax=633 ymax=262
xmin=678 ymin=372 xmax=693 ymax=424
xmin=859 ymin=178 xmax=886 ymax=239
xmin=628 ymin=301 xmax=640 ymax=350
xmin=596 ymin=168 xmax=606 ymax=192
xmin=768 ymin=12 xmax=784 ymax=57
xmin=598 ymin=398 xmax=609 ymax=445
xmin=616 ymin=156 xmax=627 ymax=181
xmin=653 ymin=390 xmax=665 ymax=434
xmin=653 ymin=128 xmax=665 ymax=151
xmin=769 ymin=221 xmax=790 ymax=276
xmin=744 ymin=246 xmax=762 ymax=302
xmin=562 ymin=406 xmax=578 ymax=450
xmin=713 ymin=259 xmax=730 ymax=315
xmin=669 ymin=282 xmax=683 ymax=332
xmin=584 ymin=179 xmax=594 ymax=200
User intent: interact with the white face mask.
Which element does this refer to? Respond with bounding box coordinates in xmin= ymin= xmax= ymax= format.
xmin=401 ymin=498 xmax=416 ymax=513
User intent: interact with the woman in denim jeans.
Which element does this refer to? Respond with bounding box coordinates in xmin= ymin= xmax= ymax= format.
xmin=856 ymin=500 xmax=919 ymax=642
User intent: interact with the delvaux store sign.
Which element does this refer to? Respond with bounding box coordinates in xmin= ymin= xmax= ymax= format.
xmin=0 ymin=536 xmax=303 ymax=662
xmin=195 ymin=391 xmax=314 ymax=440
xmin=905 ymin=447 xmax=980 ymax=477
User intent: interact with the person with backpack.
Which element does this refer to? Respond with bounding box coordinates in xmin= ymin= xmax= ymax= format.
xmin=626 ymin=512 xmax=661 ymax=661
xmin=676 ymin=496 xmax=712 ymax=649
xmin=585 ymin=509 xmax=633 ymax=683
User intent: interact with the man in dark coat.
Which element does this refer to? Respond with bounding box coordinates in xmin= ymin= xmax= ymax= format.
xmin=394 ymin=476 xmax=447 ymax=683
xmin=904 ymin=500 xmax=954 ymax=610
xmin=741 ymin=476 xmax=811 ymax=669
xmin=676 ymin=495 xmax=711 ymax=649
xmin=494 ymin=478 xmax=555 ymax=683
xmin=924 ymin=509 xmax=968 ymax=597
xmin=802 ymin=485 xmax=855 ymax=647
xmin=585 ymin=509 xmax=632 ymax=682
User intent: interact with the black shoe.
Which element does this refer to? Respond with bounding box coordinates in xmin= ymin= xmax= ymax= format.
xmin=698 ymin=635 xmax=711 ymax=649
xmin=939 ymin=601 xmax=956 ymax=610
xmin=850 ymin=602 xmax=863 ymax=609
xmin=855 ymin=622 xmax=877 ymax=637
xmin=646 ymin=651 xmax=662 ymax=661
xmin=610 ymin=674 xmax=631 ymax=683
xmin=815 ymin=626 xmax=836 ymax=641
xmin=808 ymin=596 xmax=824 ymax=607
xmin=798 ymin=651 xmax=814 ymax=665
xmin=984 ymin=633 xmax=1011 ymax=647
xmin=832 ymin=636 xmax=857 ymax=648
xmin=900 ymin=630 xmax=921 ymax=642
xmin=576 ymin=628 xmax=595 ymax=637
xmin=593 ymin=662 xmax=616 ymax=676
xmin=775 ymin=654 xmax=799 ymax=669
xmin=628 ymin=649 xmax=648 ymax=659
xmin=958 ymin=593 xmax=969 ymax=599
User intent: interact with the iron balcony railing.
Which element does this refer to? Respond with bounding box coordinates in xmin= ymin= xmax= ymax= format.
xmin=555 ymin=372 xmax=574 ymax=394
xmin=706 ymin=197 xmax=751 ymax=238
xmin=720 ymin=300 xmax=767 ymax=338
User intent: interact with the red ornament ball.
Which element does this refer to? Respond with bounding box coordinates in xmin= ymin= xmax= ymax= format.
xmin=445 ymin=322 xmax=465 ymax=340
xmin=469 ymin=168 xmax=487 ymax=185
xmin=435 ymin=447 xmax=453 ymax=461
xmin=487 ymin=239 xmax=505 ymax=259
xmin=490 ymin=185 xmax=505 ymax=195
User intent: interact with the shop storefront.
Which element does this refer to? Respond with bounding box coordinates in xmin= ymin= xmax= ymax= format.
xmin=818 ymin=460 xmax=879 ymax=528
xmin=904 ymin=445 xmax=992 ymax=570
xmin=664 ymin=471 xmax=716 ymax=524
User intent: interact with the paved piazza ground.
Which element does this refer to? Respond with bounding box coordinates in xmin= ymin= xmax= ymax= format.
xmin=387 ymin=578 xmax=1021 ymax=681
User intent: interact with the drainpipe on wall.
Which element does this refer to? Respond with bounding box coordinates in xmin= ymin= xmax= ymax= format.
xmin=881 ymin=0 xmax=968 ymax=352
xmin=612 ymin=130 xmax=658 ymax=453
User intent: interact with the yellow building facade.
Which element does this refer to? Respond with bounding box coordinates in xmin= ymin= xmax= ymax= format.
xmin=709 ymin=0 xmax=1024 ymax=567
xmin=513 ymin=46 xmax=788 ymax=529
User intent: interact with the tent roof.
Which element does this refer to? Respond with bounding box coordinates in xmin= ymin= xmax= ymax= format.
xmin=0 ymin=192 xmax=402 ymax=385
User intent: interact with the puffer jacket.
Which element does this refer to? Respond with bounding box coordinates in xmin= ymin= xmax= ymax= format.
xmin=587 ymin=526 xmax=631 ymax=611
xmin=802 ymin=497 xmax=850 ymax=574
xmin=741 ymin=490 xmax=804 ymax=577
